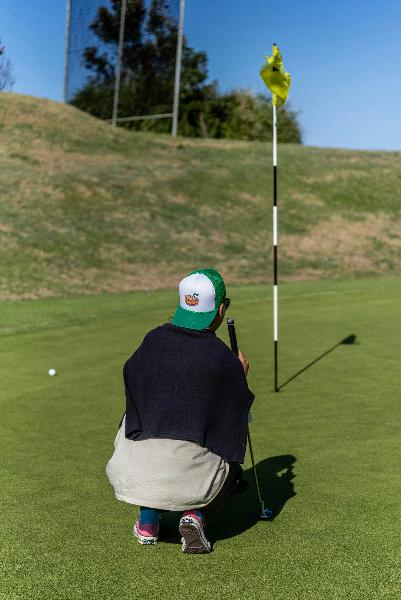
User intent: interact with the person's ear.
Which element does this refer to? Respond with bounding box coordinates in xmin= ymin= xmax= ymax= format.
xmin=218 ymin=303 xmax=226 ymax=319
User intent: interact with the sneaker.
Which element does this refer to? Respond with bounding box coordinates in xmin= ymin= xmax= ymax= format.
xmin=179 ymin=512 xmax=211 ymax=554
xmin=133 ymin=521 xmax=159 ymax=545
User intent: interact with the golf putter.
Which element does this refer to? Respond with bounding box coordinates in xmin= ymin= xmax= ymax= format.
xmin=227 ymin=318 xmax=272 ymax=521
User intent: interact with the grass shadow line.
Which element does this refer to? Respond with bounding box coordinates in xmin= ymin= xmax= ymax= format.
xmin=278 ymin=334 xmax=357 ymax=391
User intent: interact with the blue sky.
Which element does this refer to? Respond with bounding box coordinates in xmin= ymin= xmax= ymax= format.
xmin=1 ymin=0 xmax=401 ymax=150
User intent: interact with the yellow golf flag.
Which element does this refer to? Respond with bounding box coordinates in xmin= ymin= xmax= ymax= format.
xmin=260 ymin=44 xmax=291 ymax=106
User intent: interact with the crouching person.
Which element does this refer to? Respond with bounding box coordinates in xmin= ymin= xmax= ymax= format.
xmin=106 ymin=268 xmax=254 ymax=554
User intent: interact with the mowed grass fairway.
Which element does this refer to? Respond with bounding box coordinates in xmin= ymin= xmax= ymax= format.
xmin=1 ymin=276 xmax=400 ymax=599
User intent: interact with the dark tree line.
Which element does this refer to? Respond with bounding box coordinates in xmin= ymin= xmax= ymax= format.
xmin=72 ymin=0 xmax=301 ymax=142
xmin=0 ymin=38 xmax=14 ymax=91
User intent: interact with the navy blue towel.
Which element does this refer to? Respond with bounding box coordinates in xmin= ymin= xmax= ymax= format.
xmin=123 ymin=323 xmax=254 ymax=463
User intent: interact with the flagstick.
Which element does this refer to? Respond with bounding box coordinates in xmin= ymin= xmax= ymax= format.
xmin=272 ymin=102 xmax=279 ymax=392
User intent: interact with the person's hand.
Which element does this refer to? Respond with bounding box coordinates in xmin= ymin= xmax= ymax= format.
xmin=238 ymin=350 xmax=249 ymax=376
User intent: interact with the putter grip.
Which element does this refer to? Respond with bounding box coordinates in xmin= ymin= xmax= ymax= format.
xmin=227 ymin=318 xmax=239 ymax=356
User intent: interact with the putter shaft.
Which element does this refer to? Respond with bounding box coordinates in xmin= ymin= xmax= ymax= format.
xmin=227 ymin=318 xmax=271 ymax=519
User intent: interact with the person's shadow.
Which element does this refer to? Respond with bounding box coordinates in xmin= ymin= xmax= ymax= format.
xmin=158 ymin=454 xmax=296 ymax=545
xmin=207 ymin=454 xmax=296 ymax=542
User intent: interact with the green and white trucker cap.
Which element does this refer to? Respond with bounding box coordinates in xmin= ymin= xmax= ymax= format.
xmin=172 ymin=268 xmax=227 ymax=331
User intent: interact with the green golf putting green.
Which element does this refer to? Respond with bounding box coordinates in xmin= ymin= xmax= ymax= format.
xmin=1 ymin=276 xmax=400 ymax=599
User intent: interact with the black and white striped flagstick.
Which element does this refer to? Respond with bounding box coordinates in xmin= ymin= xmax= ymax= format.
xmin=272 ymin=102 xmax=279 ymax=392
xmin=260 ymin=44 xmax=291 ymax=392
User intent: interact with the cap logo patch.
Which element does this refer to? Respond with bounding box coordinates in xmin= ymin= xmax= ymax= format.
xmin=185 ymin=293 xmax=200 ymax=307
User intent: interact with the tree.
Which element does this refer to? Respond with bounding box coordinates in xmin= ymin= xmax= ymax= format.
xmin=72 ymin=0 xmax=301 ymax=142
xmin=0 ymin=38 xmax=14 ymax=91
xmin=203 ymin=91 xmax=302 ymax=143
xmin=72 ymin=0 xmax=206 ymax=121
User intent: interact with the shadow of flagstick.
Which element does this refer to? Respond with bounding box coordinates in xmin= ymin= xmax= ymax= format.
xmin=278 ymin=334 xmax=357 ymax=391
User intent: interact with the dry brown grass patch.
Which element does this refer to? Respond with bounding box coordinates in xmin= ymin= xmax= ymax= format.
xmin=198 ymin=205 xmax=220 ymax=219
xmin=0 ymin=223 xmax=14 ymax=232
xmin=238 ymin=192 xmax=265 ymax=204
xmin=166 ymin=193 xmax=189 ymax=205
xmin=289 ymin=190 xmax=324 ymax=206
xmin=282 ymin=212 xmax=401 ymax=274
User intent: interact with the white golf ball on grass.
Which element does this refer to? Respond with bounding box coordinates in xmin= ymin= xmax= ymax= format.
xmin=48 ymin=368 xmax=57 ymax=377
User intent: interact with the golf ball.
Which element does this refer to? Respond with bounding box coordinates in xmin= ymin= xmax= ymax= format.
xmin=48 ymin=368 xmax=57 ymax=377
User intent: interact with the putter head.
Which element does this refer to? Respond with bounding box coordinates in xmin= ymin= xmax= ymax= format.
xmin=259 ymin=508 xmax=273 ymax=521
xmin=259 ymin=502 xmax=273 ymax=521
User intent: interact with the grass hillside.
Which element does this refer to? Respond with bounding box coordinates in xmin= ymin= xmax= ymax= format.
xmin=1 ymin=93 xmax=400 ymax=300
